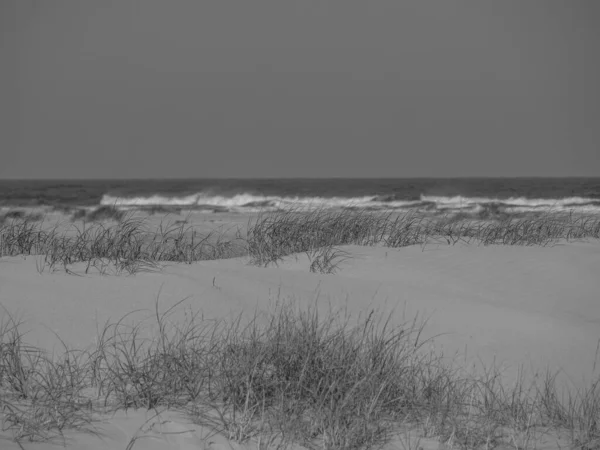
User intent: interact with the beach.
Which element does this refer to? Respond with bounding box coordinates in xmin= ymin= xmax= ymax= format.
xmin=1 ymin=205 xmax=599 ymax=450
xmin=3 ymin=0 xmax=599 ymax=443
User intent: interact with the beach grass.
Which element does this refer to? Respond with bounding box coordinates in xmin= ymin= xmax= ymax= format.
xmin=0 ymin=210 xmax=247 ymax=275
xmin=1 ymin=207 xmax=598 ymax=273
xmin=246 ymin=207 xmax=599 ymax=266
xmin=1 ymin=296 xmax=599 ymax=449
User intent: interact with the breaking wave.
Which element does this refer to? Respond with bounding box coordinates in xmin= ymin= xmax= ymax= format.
xmin=100 ymin=193 xmax=600 ymax=214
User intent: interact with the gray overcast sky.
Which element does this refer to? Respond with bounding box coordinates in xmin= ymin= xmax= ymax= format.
xmin=1 ymin=0 xmax=598 ymax=179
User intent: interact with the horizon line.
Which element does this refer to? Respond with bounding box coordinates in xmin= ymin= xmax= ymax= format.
xmin=1 ymin=175 xmax=599 ymax=182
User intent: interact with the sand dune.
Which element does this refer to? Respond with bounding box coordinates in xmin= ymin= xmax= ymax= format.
xmin=1 ymin=212 xmax=599 ymax=449
xmin=0 ymin=206 xmax=600 ymax=450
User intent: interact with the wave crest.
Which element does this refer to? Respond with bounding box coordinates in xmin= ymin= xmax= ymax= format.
xmin=100 ymin=192 xmax=600 ymax=214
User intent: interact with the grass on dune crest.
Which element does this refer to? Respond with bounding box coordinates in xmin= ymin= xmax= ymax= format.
xmin=0 ymin=211 xmax=246 ymax=275
xmin=0 ymin=297 xmax=599 ymax=449
xmin=0 ymin=206 xmax=599 ymax=274
xmin=244 ymin=208 xmax=600 ymax=267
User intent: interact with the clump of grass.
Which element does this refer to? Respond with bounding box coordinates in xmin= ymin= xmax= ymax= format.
xmin=306 ymin=245 xmax=351 ymax=274
xmin=246 ymin=209 xmax=600 ymax=267
xmin=0 ymin=214 xmax=246 ymax=274
xmin=1 ymin=296 xmax=600 ymax=449
xmin=0 ymin=308 xmax=94 ymax=443
xmin=0 ymin=218 xmax=55 ymax=256
xmin=246 ymin=208 xmax=392 ymax=267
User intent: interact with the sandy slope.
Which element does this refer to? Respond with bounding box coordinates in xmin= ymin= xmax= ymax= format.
xmin=0 ymin=238 xmax=599 ymax=449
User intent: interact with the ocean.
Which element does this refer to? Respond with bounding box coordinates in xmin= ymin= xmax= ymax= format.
xmin=1 ymin=178 xmax=599 ymax=215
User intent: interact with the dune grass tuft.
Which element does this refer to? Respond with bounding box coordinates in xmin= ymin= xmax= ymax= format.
xmin=245 ymin=208 xmax=600 ymax=267
xmin=1 ymin=297 xmax=599 ymax=449
xmin=0 ymin=212 xmax=246 ymax=274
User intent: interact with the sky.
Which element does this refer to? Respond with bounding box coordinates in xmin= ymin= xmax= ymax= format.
xmin=1 ymin=0 xmax=599 ymax=179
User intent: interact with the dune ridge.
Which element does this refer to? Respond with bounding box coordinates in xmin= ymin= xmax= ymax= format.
xmin=1 ymin=208 xmax=599 ymax=450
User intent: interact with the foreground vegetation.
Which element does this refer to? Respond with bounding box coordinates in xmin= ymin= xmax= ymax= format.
xmin=1 ymin=298 xmax=599 ymax=449
xmin=0 ymin=206 xmax=599 ymax=448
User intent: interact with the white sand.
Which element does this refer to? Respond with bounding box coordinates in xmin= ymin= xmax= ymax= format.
xmin=0 ymin=212 xmax=598 ymax=449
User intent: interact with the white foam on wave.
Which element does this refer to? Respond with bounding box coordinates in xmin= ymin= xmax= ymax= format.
xmin=100 ymin=193 xmax=600 ymax=214
xmin=421 ymin=195 xmax=600 ymax=208
xmin=101 ymin=193 xmax=423 ymax=211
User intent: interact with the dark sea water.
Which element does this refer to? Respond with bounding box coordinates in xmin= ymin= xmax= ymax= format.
xmin=1 ymin=178 xmax=599 ymax=215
